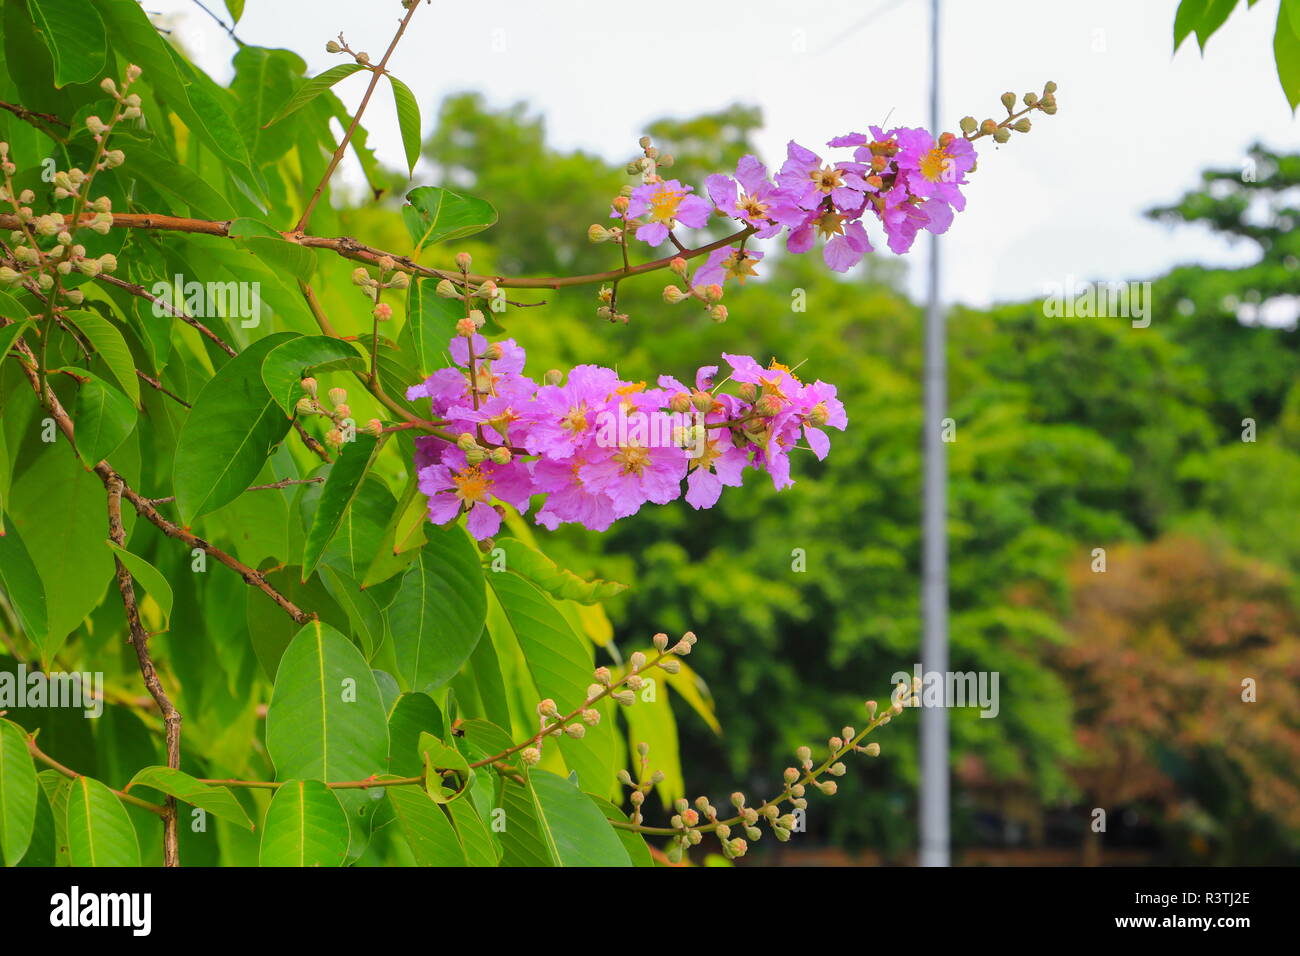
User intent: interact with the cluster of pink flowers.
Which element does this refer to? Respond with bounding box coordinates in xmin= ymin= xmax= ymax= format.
xmin=624 ymin=126 xmax=975 ymax=283
xmin=407 ymin=334 xmax=846 ymax=539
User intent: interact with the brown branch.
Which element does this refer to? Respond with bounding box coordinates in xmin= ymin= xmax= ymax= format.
xmin=106 ymin=475 xmax=181 ymax=866
xmin=0 ymin=212 xmax=755 ymax=294
xmin=26 ymin=736 xmax=167 ymax=816
xmin=136 ymin=368 xmax=191 ymax=407
xmin=294 ymin=1 xmax=422 ymax=233
xmin=145 ymin=476 xmax=322 ymax=506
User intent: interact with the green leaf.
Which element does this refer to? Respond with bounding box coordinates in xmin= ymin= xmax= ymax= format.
xmin=404 ymin=278 xmax=462 ymax=377
xmin=530 ymin=770 xmax=632 ymax=866
xmin=0 ymin=319 xmax=32 ymax=362
xmin=28 ymin=0 xmax=108 ymax=88
xmin=37 ymin=772 xmax=72 ymax=867
xmin=447 ymin=796 xmax=499 ymax=866
xmin=260 ymin=334 xmax=365 ymax=416
xmin=71 ymin=371 xmax=137 ymax=466
xmin=388 ymin=75 xmax=422 ymax=175
xmin=496 ymin=776 xmax=556 ymax=867
xmin=418 ymin=732 xmax=472 ymax=804
xmin=98 ymin=0 xmax=257 ymax=182
xmin=65 ymin=776 xmax=140 ymax=867
xmin=265 ymin=62 xmax=366 ymax=127
xmin=587 ymin=794 xmax=654 ymax=866
xmin=401 ymin=186 xmax=498 ymax=251
xmin=1277 ymin=1 xmax=1300 ymax=111
xmin=388 ymin=527 xmax=487 ymax=691
xmin=126 ymin=767 xmax=253 ymax=830
xmin=66 ymin=310 xmax=140 ymax=407
xmin=259 ymin=779 xmax=349 ymax=866
xmin=224 ymin=0 xmax=245 ymax=25
xmin=302 ymin=432 xmax=380 ymax=580
xmin=105 ymin=542 xmax=174 ymax=628
xmin=488 ymin=572 xmax=618 ymax=792
xmin=494 ymin=538 xmax=627 ymax=603
xmin=8 ymin=448 xmax=114 ymax=661
xmin=0 ymin=719 xmax=38 ymax=866
xmin=0 ymin=523 xmax=48 ymax=644
xmin=227 ymin=218 xmax=316 ymax=283
xmin=173 ymin=332 xmax=297 ymax=524
xmin=265 ymin=621 xmax=390 ymax=851
xmin=387 ymin=693 xmax=445 ymax=777
xmin=387 ymin=784 xmax=467 ymax=865
xmin=320 ymin=567 xmax=384 ymax=659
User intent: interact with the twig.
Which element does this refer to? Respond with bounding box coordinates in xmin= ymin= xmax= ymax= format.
xmin=294 ymin=1 xmax=422 ymax=232
xmin=106 ymin=475 xmax=182 ymax=866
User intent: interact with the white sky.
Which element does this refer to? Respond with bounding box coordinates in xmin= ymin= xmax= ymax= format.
xmin=156 ymin=0 xmax=1298 ymax=306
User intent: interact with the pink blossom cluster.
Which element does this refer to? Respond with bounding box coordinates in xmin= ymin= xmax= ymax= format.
xmin=407 ymin=334 xmax=846 ymax=539
xmin=624 ymin=126 xmax=976 ymax=283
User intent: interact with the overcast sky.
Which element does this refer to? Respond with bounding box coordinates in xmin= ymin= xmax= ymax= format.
xmin=156 ymin=0 xmax=1297 ymax=306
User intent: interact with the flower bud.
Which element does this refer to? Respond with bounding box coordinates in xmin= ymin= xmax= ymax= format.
xmin=1000 ymin=91 xmax=1017 ymax=112
xmin=521 ymin=747 xmax=541 ymax=766
xmin=662 ymin=284 xmax=688 ymax=305
xmin=1012 ymin=118 xmax=1032 ymax=133
xmin=334 ymin=403 xmax=350 ymax=419
xmin=300 ymin=377 xmax=318 ymax=397
xmin=564 ymin=723 xmax=585 ymax=739
xmin=327 ymin=387 xmax=347 ymax=407
xmin=659 ymin=658 xmax=680 ymax=674
xmin=489 ymin=446 xmax=512 ymax=465
xmin=581 ymin=708 xmax=601 ymax=725
xmin=593 ymin=666 xmax=612 ymax=685
xmin=388 ymin=271 xmax=410 ymax=289
xmin=864 ymin=742 xmax=880 ymax=757
xmin=363 ymin=419 xmax=383 ymax=436
xmin=456 ymin=432 xmax=479 ymax=451
xmin=537 ymin=698 xmax=559 ymax=718
xmin=959 ymin=115 xmax=978 ymax=135
xmin=629 ymin=651 xmax=646 ymax=672
xmin=979 ymin=118 xmax=998 ymax=135
xmin=613 ymin=689 xmax=635 ymax=707
xmin=325 ymin=428 xmax=344 ymax=447
xmin=100 ymin=77 xmax=117 ymax=95
xmin=295 ymin=397 xmax=317 ymax=416
xmin=708 ymin=304 xmax=728 ymax=323
xmin=373 ymin=302 xmax=393 ymax=321
xmin=326 ymin=40 xmax=342 ymax=53
xmin=1043 ymin=80 xmax=1057 ymax=94
xmin=544 ymin=369 xmax=563 ymax=386
xmin=126 ymin=64 xmax=142 ymax=83
xmin=690 ymin=390 xmax=713 ymax=414
xmin=435 ymin=278 xmax=459 ymax=298
xmin=993 ymin=127 xmax=1011 ymax=144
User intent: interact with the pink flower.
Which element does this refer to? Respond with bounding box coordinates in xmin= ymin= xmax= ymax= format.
xmin=521 ymin=365 xmax=621 ymax=459
xmin=580 ymin=439 xmax=687 ymax=517
xmin=626 ymin=179 xmax=712 ymax=247
xmin=531 ymin=455 xmax=620 ymax=532
xmin=418 ymin=448 xmax=534 ymax=540
xmin=705 ymin=156 xmax=803 ymax=238
xmin=775 ymin=141 xmax=871 ymax=214
xmin=693 ymin=245 xmax=765 ymax=287
xmin=895 ymin=128 xmax=976 ymax=211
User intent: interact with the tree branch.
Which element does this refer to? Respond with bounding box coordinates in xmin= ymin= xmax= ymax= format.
xmin=106 ymin=475 xmax=182 ymax=866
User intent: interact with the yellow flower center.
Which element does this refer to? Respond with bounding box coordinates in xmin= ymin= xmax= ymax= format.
xmin=690 ymin=439 xmax=723 ymax=472
xmin=813 ymin=210 xmax=846 ymax=240
xmin=452 ymin=467 xmax=490 ymax=504
xmin=736 ymin=193 xmax=769 ymax=219
xmin=562 ymin=404 xmax=589 ymax=435
xmin=648 ymin=186 xmax=683 ymax=223
xmin=614 ymin=444 xmax=651 ymax=475
xmin=919 ymin=146 xmax=952 ymax=182
xmin=810 ymin=165 xmax=845 ymax=192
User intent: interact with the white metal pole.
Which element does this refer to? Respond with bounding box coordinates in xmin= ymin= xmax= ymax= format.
xmin=919 ymin=0 xmax=950 ymax=869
